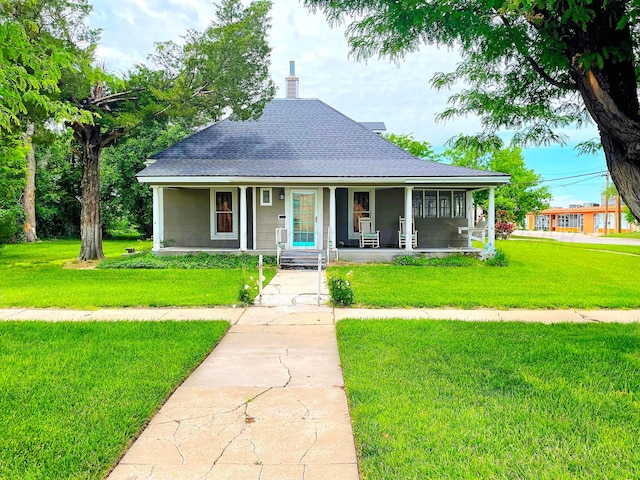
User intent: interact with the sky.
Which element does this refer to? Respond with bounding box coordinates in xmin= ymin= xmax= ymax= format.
xmin=88 ymin=0 xmax=608 ymax=207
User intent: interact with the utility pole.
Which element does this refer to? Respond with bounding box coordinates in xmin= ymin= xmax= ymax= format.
xmin=604 ymin=173 xmax=609 ymax=236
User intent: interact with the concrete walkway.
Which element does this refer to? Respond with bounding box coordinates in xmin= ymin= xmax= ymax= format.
xmin=105 ymin=304 xmax=356 ymax=480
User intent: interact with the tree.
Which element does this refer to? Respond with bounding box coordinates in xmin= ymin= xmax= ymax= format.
xmin=443 ymin=139 xmax=552 ymax=225
xmin=383 ymin=132 xmax=440 ymax=160
xmin=304 ymin=0 xmax=640 ymax=221
xmin=62 ymin=0 xmax=275 ymax=260
xmin=0 ymin=0 xmax=95 ymax=242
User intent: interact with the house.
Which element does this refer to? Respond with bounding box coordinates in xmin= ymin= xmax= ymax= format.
xmin=136 ymin=65 xmax=510 ymax=262
xmin=525 ymin=202 xmax=635 ymax=234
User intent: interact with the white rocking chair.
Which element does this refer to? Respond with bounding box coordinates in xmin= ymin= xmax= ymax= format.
xmin=398 ymin=216 xmax=418 ymax=248
xmin=358 ymin=217 xmax=380 ymax=248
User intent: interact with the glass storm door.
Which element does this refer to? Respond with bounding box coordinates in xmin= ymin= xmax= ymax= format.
xmin=292 ymin=192 xmax=316 ymax=247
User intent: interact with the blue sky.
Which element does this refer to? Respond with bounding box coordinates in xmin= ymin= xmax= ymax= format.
xmin=88 ymin=0 xmax=608 ymax=206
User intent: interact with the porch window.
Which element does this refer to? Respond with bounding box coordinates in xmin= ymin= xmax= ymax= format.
xmin=412 ymin=190 xmax=423 ymax=217
xmin=439 ymin=191 xmax=451 ymax=217
xmin=260 ymin=187 xmax=272 ymax=206
xmin=453 ymin=191 xmax=466 ymax=217
xmin=353 ymin=191 xmax=370 ymax=233
xmin=424 ymin=191 xmax=437 ymax=217
xmin=210 ymin=189 xmax=237 ymax=238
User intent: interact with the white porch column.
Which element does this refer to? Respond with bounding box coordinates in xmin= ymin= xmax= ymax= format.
xmin=488 ymin=187 xmax=496 ymax=253
xmin=252 ymin=187 xmax=257 ymax=250
xmin=466 ymin=191 xmax=474 ymax=248
xmin=404 ymin=186 xmax=413 ymax=251
xmin=152 ymin=186 xmax=163 ymax=251
xmin=329 ymin=186 xmax=337 ymax=251
xmin=239 ymin=186 xmax=247 ymax=251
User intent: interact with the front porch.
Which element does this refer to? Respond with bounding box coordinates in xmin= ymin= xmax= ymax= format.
xmin=150 ymin=184 xmax=497 ymax=263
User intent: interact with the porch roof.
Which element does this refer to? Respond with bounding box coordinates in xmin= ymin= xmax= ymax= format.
xmin=137 ymin=99 xmax=509 ymax=185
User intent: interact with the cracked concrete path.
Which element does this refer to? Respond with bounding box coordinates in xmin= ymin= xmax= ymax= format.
xmin=107 ymin=305 xmax=358 ymax=480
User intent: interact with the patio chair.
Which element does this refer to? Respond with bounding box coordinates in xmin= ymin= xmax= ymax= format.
xmin=398 ymin=216 xmax=418 ymax=248
xmin=358 ymin=217 xmax=380 ymax=248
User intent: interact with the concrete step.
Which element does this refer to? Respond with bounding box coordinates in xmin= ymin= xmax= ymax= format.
xmin=279 ymin=250 xmax=327 ymax=269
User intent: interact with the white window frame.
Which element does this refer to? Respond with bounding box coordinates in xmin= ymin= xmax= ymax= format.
xmin=439 ymin=190 xmax=452 ymax=218
xmin=453 ymin=191 xmax=466 ymax=218
xmin=260 ymin=187 xmax=272 ymax=206
xmin=348 ymin=188 xmax=375 ymax=239
xmin=210 ymin=188 xmax=238 ymax=239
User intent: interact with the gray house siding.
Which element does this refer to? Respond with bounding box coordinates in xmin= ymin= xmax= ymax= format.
xmin=375 ymin=188 xmax=404 ymax=247
xmin=163 ymin=188 xmax=238 ymax=249
xmin=256 ymin=188 xmax=285 ymax=250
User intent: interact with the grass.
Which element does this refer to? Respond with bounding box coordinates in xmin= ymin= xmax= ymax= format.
xmin=328 ymin=239 xmax=640 ymax=308
xmin=604 ymin=232 xmax=640 ymax=239
xmin=0 ymin=240 xmax=275 ymax=308
xmin=337 ymin=319 xmax=640 ymax=480
xmin=0 ymin=320 xmax=228 ymax=480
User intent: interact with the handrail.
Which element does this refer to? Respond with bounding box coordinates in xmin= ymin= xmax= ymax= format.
xmin=275 ymin=227 xmax=287 ymax=267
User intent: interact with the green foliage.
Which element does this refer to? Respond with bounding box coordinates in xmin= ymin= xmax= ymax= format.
xmin=443 ymin=141 xmax=551 ymax=225
xmin=485 ymin=248 xmax=509 ymax=266
xmin=0 ymin=208 xmax=19 ymax=244
xmin=0 ymin=320 xmax=228 ymax=479
xmin=394 ymin=254 xmax=480 ymax=267
xmin=99 ymin=251 xmax=277 ymax=269
xmin=623 ymin=206 xmax=639 ymax=225
xmin=101 ymin=122 xmax=191 ymax=237
xmin=383 ymin=132 xmax=440 ymax=160
xmin=33 ymin=131 xmax=82 ymax=238
xmin=328 ymin=271 xmax=355 ymax=306
xmin=337 ymin=320 xmax=640 ymax=479
xmin=237 ymin=269 xmax=262 ymax=304
xmin=0 ymin=0 xmax=94 ymax=132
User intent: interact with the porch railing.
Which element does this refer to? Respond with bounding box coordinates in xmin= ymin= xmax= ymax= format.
xmin=275 ymin=227 xmax=287 ymax=267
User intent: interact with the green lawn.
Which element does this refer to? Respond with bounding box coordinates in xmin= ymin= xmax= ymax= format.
xmin=0 ymin=240 xmax=274 ymax=308
xmin=328 ymin=239 xmax=640 ymax=308
xmin=0 ymin=320 xmax=228 ymax=480
xmin=338 ymin=319 xmax=640 ymax=480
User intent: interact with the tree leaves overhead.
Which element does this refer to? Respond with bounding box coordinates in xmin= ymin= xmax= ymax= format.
xmin=305 ymin=0 xmax=640 ymax=219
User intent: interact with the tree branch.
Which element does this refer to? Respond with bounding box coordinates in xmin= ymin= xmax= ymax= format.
xmin=500 ymin=15 xmax=577 ymax=91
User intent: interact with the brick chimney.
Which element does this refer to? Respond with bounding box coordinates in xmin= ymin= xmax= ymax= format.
xmin=285 ymin=61 xmax=299 ymax=99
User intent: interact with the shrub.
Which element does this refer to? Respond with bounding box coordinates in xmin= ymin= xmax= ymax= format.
xmin=99 ymin=252 xmax=277 ymax=269
xmin=394 ymin=255 xmax=421 ymax=266
xmin=238 ymin=270 xmax=260 ymax=305
xmin=394 ymin=254 xmax=480 ymax=267
xmin=0 ymin=208 xmax=18 ymax=245
xmin=495 ymin=221 xmax=515 ymax=239
xmin=328 ymin=271 xmax=355 ymax=306
xmin=485 ymin=248 xmax=509 ymax=266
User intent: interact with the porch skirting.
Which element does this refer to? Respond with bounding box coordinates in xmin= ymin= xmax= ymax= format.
xmin=153 ymin=246 xmax=483 ymax=263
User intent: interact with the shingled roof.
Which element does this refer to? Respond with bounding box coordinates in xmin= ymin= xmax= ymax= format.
xmin=137 ymin=99 xmax=508 ymax=181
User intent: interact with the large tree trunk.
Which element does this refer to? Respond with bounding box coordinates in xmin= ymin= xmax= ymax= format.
xmin=22 ymin=122 xmax=37 ymax=242
xmin=560 ymin=2 xmax=640 ymax=221
xmin=75 ymin=124 xmax=104 ymax=261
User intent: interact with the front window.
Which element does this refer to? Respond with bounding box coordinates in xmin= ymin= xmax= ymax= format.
xmin=353 ymin=191 xmax=370 ymax=232
xmin=216 ymin=191 xmax=233 ymax=233
xmin=210 ymin=189 xmax=237 ymax=238
xmin=412 ymin=190 xmax=423 ymax=218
